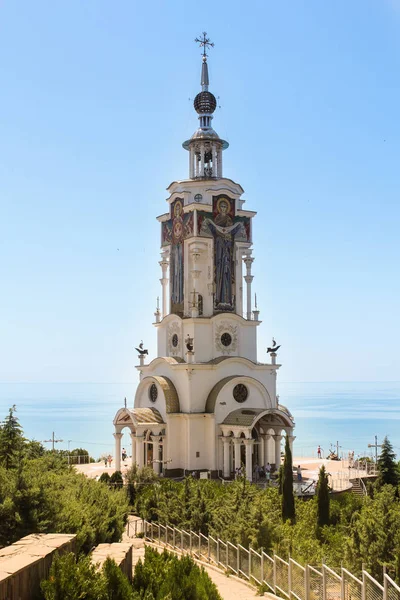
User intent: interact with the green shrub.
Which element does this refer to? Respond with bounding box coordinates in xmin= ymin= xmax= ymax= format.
xmin=41 ymin=553 xmax=134 ymax=600
xmin=132 ymin=547 xmax=221 ymax=599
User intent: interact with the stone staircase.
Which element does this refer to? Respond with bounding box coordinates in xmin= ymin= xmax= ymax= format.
xmin=350 ymin=478 xmax=366 ymax=497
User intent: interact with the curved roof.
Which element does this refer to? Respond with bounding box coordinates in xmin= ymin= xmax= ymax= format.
xmin=114 ymin=407 xmax=164 ymax=427
xmin=222 ymin=407 xmax=293 ymax=428
xmin=205 ymin=376 xmax=236 ymax=413
xmin=151 ymin=376 xmax=180 ymax=413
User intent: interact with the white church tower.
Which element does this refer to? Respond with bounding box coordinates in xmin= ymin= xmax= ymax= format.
xmin=113 ymin=34 xmax=295 ymax=479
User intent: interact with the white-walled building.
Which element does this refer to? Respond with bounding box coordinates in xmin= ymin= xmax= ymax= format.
xmin=113 ymin=36 xmax=295 ymax=479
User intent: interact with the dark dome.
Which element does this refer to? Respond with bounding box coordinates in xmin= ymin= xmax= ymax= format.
xmin=194 ymin=91 xmax=217 ymax=114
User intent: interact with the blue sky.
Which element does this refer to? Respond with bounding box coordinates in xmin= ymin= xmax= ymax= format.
xmin=1 ymin=0 xmax=399 ymax=383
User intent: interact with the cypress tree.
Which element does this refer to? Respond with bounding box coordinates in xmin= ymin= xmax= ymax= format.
xmin=316 ymin=464 xmax=330 ymax=528
xmin=378 ymin=436 xmax=399 ymax=487
xmin=0 ymin=405 xmax=24 ymax=469
xmin=281 ymin=435 xmax=295 ymax=522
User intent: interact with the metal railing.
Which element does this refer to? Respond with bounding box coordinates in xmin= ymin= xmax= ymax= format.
xmin=128 ymin=519 xmax=400 ymax=600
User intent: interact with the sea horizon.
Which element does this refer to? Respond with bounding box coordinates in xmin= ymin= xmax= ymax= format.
xmin=1 ymin=381 xmax=400 ymax=461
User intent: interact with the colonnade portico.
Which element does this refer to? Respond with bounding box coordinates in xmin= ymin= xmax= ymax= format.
xmin=220 ymin=424 xmax=295 ymax=481
xmin=113 ymin=407 xmax=166 ymax=472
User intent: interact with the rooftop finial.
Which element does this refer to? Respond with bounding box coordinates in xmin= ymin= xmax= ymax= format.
xmin=195 ymin=32 xmax=214 ymax=60
xmin=195 ymin=32 xmax=214 ymax=91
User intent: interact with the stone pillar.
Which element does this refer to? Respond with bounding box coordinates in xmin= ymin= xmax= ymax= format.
xmin=152 ymin=435 xmax=162 ymax=474
xmin=136 ymin=436 xmax=144 ymax=469
xmin=130 ymin=432 xmax=137 ymax=465
xmin=262 ymin=434 xmax=272 ymax=466
xmin=200 ymin=143 xmax=205 ymax=176
xmin=233 ymin=438 xmax=242 ymax=472
xmin=113 ymin=432 xmax=123 ymax=471
xmin=212 ymin=144 xmax=217 ymax=177
xmin=190 ymin=247 xmax=201 ymax=318
xmin=243 ymin=255 xmax=254 ymax=320
xmin=217 ymin=149 xmax=223 ymax=177
xmin=287 ymin=434 xmax=296 ymax=456
xmin=244 ymin=439 xmax=254 ymax=481
xmin=189 ymin=147 xmax=194 ymax=178
xmin=222 ymin=437 xmax=231 ymax=478
xmin=159 ymin=252 xmax=169 ymax=319
xmin=273 ymin=434 xmax=282 ymax=468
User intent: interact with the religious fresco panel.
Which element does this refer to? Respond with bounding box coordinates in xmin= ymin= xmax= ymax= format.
xmin=198 ymin=195 xmax=250 ymax=313
xmin=160 ymin=198 xmax=194 ymax=316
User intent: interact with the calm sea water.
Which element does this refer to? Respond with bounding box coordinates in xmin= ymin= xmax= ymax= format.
xmin=0 ymin=382 xmax=399 ymax=460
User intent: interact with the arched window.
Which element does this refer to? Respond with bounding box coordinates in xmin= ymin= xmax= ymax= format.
xmin=198 ymin=294 xmax=203 ymax=316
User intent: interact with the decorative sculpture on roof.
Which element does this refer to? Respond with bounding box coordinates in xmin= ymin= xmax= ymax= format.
xmin=267 ymin=338 xmax=281 ymax=354
xmin=185 ymin=335 xmax=194 ymax=352
xmin=135 ymin=341 xmax=148 ymax=356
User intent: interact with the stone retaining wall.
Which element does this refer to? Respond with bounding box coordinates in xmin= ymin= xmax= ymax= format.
xmin=91 ymin=543 xmax=133 ymax=582
xmin=0 ymin=533 xmax=76 ymax=600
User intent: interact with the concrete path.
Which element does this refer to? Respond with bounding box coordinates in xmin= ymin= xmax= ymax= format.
xmin=129 ymin=537 xmax=267 ymax=599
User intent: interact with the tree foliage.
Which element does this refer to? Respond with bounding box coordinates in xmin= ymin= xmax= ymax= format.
xmin=0 ymin=406 xmax=129 ymax=551
xmin=0 ymin=405 xmax=25 ymax=469
xmin=317 ymin=465 xmax=330 ymax=529
xmin=378 ymin=437 xmax=399 ymax=487
xmin=282 ymin=436 xmax=295 ymax=522
xmin=132 ymin=547 xmax=221 ymax=599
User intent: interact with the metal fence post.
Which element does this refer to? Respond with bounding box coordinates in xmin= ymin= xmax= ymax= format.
xmin=173 ymin=527 xmax=176 ymax=549
xmin=340 ymin=568 xmax=345 ymax=600
xmin=383 ymin=574 xmax=388 ymax=600
xmin=305 ymin=564 xmax=310 ymax=600
xmin=237 ymin=545 xmax=240 ymax=574
xmin=199 ymin=531 xmax=201 ymax=558
xmin=181 ymin=530 xmax=184 ymax=552
xmin=322 ymin=565 xmax=327 ymax=600
xmin=190 ymin=531 xmax=192 ymax=555
xmin=208 ymin=537 xmax=210 ymax=561
xmin=273 ymin=555 xmax=277 ymax=593
xmin=289 ymin=558 xmax=292 ymax=599
xmin=217 ymin=539 xmax=220 ymax=565
xmin=158 ymin=524 xmax=161 ymax=544
xmin=249 ymin=547 xmax=252 ymax=579
xmin=151 ymin=522 xmax=153 ymax=540
xmin=362 ymin=568 xmax=366 ymax=600
xmin=261 ymin=549 xmax=264 ymax=583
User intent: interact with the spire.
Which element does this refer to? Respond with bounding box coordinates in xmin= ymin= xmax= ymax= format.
xmin=182 ymin=33 xmax=228 ymax=179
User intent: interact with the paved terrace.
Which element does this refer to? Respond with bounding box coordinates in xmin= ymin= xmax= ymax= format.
xmin=76 ymin=456 xmax=376 ymax=492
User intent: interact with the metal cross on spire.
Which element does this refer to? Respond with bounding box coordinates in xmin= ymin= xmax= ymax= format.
xmin=195 ymin=32 xmax=214 ymax=59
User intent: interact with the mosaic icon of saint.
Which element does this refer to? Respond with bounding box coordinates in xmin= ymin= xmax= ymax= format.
xmin=200 ymin=198 xmax=246 ymax=309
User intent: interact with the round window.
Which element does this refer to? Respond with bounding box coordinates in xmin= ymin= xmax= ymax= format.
xmin=221 ymin=332 xmax=232 ymax=347
xmin=172 ymin=333 xmax=178 ymax=347
xmin=194 ymin=193 xmax=203 ymax=203
xmin=149 ymin=384 xmax=158 ymax=403
xmin=233 ymin=384 xmax=248 ymax=403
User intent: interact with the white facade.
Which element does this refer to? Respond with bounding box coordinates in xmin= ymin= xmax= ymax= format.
xmin=113 ymin=45 xmax=295 ymax=479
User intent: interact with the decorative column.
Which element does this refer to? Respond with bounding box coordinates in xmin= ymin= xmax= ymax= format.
xmin=262 ymin=433 xmax=272 ymax=466
xmin=152 ymin=435 xmax=162 ymax=474
xmin=200 ymin=143 xmax=205 ymax=176
xmin=130 ymin=432 xmax=137 ymax=465
xmin=159 ymin=251 xmax=169 ymax=319
xmin=244 ymin=439 xmax=254 ymax=481
xmin=287 ymin=433 xmax=296 ymax=456
xmin=233 ymin=438 xmax=242 ymax=472
xmin=273 ymin=434 xmax=282 ymax=468
xmin=212 ymin=144 xmax=217 ymax=177
xmin=189 ymin=147 xmax=195 ymax=178
xmin=217 ymin=149 xmax=223 ymax=177
xmin=190 ymin=246 xmax=201 ymax=318
xmin=136 ymin=436 xmax=144 ymax=469
xmin=243 ymin=253 xmax=254 ymax=320
xmin=113 ymin=432 xmax=123 ymax=471
xmin=222 ymin=436 xmax=231 ymax=478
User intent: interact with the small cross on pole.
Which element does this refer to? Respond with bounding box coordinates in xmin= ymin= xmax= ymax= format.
xmin=194 ymin=32 xmax=214 ymax=58
xmin=43 ymin=431 xmax=63 ymax=451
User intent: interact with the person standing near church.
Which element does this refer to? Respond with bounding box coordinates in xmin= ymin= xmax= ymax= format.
xmin=317 ymin=445 xmax=321 ymax=459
